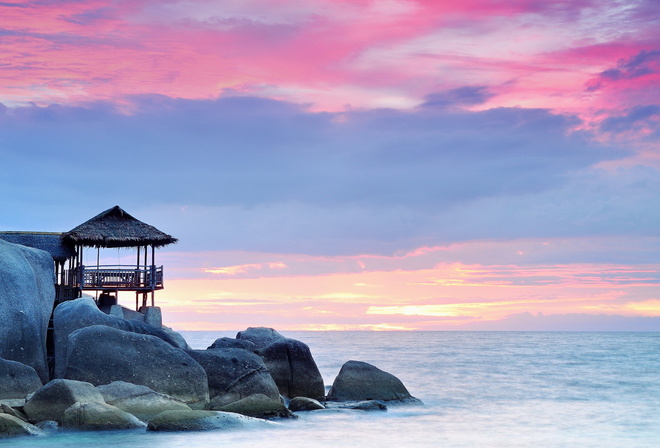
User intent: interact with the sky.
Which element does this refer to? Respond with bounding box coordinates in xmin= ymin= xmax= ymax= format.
xmin=1 ymin=0 xmax=660 ymax=331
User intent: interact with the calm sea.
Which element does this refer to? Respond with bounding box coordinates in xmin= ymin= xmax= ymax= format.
xmin=6 ymin=331 xmax=660 ymax=447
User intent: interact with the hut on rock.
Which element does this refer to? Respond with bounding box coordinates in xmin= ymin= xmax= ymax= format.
xmin=0 ymin=205 xmax=177 ymax=311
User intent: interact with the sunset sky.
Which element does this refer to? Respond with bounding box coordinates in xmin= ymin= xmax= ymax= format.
xmin=2 ymin=0 xmax=660 ymax=331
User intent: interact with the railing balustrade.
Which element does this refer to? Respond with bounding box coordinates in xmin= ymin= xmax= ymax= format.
xmin=64 ymin=265 xmax=164 ymax=291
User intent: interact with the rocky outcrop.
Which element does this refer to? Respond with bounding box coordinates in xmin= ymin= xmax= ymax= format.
xmin=0 ymin=239 xmax=55 ymax=383
xmin=236 ymin=327 xmax=285 ymax=350
xmin=97 ymin=381 xmax=191 ymax=422
xmin=63 ymin=325 xmax=209 ymax=409
xmin=257 ymin=338 xmax=325 ymax=400
xmin=187 ymin=348 xmax=280 ymax=407
xmin=146 ymin=410 xmax=275 ymax=432
xmin=61 ymin=402 xmax=146 ymax=430
xmin=214 ymin=393 xmax=293 ymax=419
xmin=0 ymin=358 xmax=42 ymax=401
xmin=326 ymin=361 xmax=422 ymax=404
xmin=23 ymin=379 xmax=105 ymax=423
xmin=53 ymin=298 xmax=181 ymax=378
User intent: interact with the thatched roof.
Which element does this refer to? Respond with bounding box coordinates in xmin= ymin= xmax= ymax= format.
xmin=61 ymin=206 xmax=177 ymax=248
xmin=0 ymin=231 xmax=75 ymax=262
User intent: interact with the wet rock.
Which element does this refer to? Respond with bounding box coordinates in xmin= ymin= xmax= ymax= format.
xmin=146 ymin=410 xmax=274 ymax=432
xmin=324 ymin=400 xmax=387 ymax=411
xmin=23 ymin=379 xmax=105 ymax=423
xmin=0 ymin=358 xmax=42 ymax=401
xmin=257 ymin=338 xmax=325 ymax=400
xmin=1 ymin=404 xmax=29 ymax=422
xmin=0 ymin=413 xmax=43 ymax=438
xmin=61 ymin=402 xmax=146 ymax=430
xmin=96 ymin=381 xmax=191 ymax=422
xmin=187 ymin=349 xmax=280 ymax=407
xmin=214 ymin=393 xmax=294 ymax=419
xmin=327 ymin=360 xmax=422 ymax=404
xmin=288 ymin=396 xmax=325 ymax=412
xmin=0 ymin=239 xmax=55 ymax=383
xmin=63 ymin=325 xmax=209 ymax=409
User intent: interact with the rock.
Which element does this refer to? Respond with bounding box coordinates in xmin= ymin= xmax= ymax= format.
xmin=97 ymin=381 xmax=191 ymax=422
xmin=215 ymin=393 xmax=294 ymax=419
xmin=324 ymin=400 xmax=388 ymax=411
xmin=0 ymin=239 xmax=55 ymax=383
xmin=23 ymin=379 xmax=105 ymax=423
xmin=61 ymin=402 xmax=147 ymax=431
xmin=288 ymin=397 xmax=325 ymax=412
xmin=1 ymin=404 xmax=29 ymax=422
xmin=161 ymin=326 xmax=191 ymax=350
xmin=0 ymin=413 xmax=43 ymax=438
xmin=53 ymin=297 xmax=181 ymax=378
xmin=236 ymin=327 xmax=285 ymax=350
xmin=0 ymin=358 xmax=43 ymax=400
xmin=63 ymin=325 xmax=209 ymax=409
xmin=208 ymin=337 xmax=257 ymax=351
xmin=146 ymin=410 xmax=274 ymax=432
xmin=187 ymin=349 xmax=280 ymax=406
xmin=35 ymin=420 xmax=58 ymax=432
xmin=257 ymin=338 xmax=325 ymax=400
xmin=326 ymin=360 xmax=422 ymax=404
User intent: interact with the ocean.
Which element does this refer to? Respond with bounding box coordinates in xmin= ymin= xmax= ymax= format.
xmin=6 ymin=331 xmax=660 ymax=447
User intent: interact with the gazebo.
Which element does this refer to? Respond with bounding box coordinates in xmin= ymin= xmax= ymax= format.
xmin=61 ymin=206 xmax=177 ymax=310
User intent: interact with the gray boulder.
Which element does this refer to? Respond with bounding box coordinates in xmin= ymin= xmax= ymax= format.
xmin=0 ymin=413 xmax=43 ymax=438
xmin=61 ymin=402 xmax=146 ymax=430
xmin=23 ymin=379 xmax=105 ymax=423
xmin=0 ymin=239 xmax=55 ymax=383
xmin=0 ymin=358 xmax=43 ymax=400
xmin=208 ymin=337 xmax=257 ymax=351
xmin=63 ymin=325 xmax=209 ymax=409
xmin=97 ymin=381 xmax=191 ymax=422
xmin=187 ymin=349 xmax=280 ymax=407
xmin=257 ymin=338 xmax=325 ymax=400
xmin=53 ymin=297 xmax=180 ymax=378
xmin=236 ymin=327 xmax=285 ymax=350
xmin=214 ymin=393 xmax=294 ymax=419
xmin=326 ymin=360 xmax=422 ymax=404
xmin=288 ymin=396 xmax=325 ymax=412
xmin=146 ymin=410 xmax=275 ymax=432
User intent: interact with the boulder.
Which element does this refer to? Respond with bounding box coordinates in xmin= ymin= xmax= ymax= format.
xmin=208 ymin=337 xmax=257 ymax=351
xmin=288 ymin=396 xmax=325 ymax=412
xmin=326 ymin=360 xmax=422 ymax=404
xmin=214 ymin=393 xmax=293 ymax=419
xmin=1 ymin=404 xmax=29 ymax=422
xmin=146 ymin=410 xmax=274 ymax=432
xmin=0 ymin=413 xmax=42 ymax=438
xmin=324 ymin=400 xmax=388 ymax=411
xmin=0 ymin=239 xmax=55 ymax=383
xmin=0 ymin=358 xmax=43 ymax=400
xmin=63 ymin=325 xmax=209 ymax=409
xmin=53 ymin=297 xmax=181 ymax=378
xmin=187 ymin=349 xmax=280 ymax=406
xmin=23 ymin=379 xmax=105 ymax=423
xmin=257 ymin=338 xmax=325 ymax=400
xmin=97 ymin=381 xmax=191 ymax=422
xmin=61 ymin=402 xmax=146 ymax=431
xmin=236 ymin=327 xmax=285 ymax=350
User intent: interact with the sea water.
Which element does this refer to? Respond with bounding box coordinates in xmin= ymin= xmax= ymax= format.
xmin=5 ymin=332 xmax=660 ymax=447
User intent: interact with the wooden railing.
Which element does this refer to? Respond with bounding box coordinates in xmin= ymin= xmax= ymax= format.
xmin=65 ymin=265 xmax=164 ymax=291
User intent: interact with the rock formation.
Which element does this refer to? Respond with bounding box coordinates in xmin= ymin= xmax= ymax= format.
xmin=0 ymin=239 xmax=55 ymax=383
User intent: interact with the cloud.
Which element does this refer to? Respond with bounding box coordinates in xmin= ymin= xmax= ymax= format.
xmin=1 ymin=95 xmax=652 ymax=254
